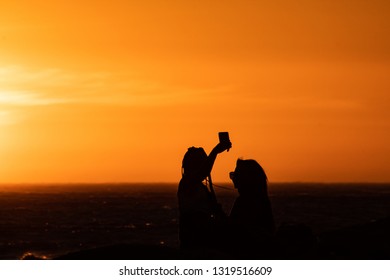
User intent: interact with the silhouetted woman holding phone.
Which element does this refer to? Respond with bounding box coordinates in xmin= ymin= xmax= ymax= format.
xmin=177 ymin=140 xmax=231 ymax=251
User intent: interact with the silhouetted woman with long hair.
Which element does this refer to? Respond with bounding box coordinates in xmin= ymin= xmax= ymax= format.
xmin=177 ymin=141 xmax=231 ymax=251
xmin=229 ymin=159 xmax=275 ymax=257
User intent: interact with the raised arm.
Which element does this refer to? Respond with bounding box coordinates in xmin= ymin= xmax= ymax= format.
xmin=200 ymin=141 xmax=232 ymax=179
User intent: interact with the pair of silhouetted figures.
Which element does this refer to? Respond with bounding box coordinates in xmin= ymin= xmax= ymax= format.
xmin=177 ymin=140 xmax=275 ymax=258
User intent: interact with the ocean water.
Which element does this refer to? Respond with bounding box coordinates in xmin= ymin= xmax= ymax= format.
xmin=0 ymin=183 xmax=389 ymax=259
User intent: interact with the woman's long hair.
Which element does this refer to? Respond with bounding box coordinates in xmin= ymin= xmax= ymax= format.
xmin=234 ymin=159 xmax=268 ymax=196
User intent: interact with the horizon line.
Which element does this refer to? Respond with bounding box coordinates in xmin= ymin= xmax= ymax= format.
xmin=1 ymin=181 xmax=390 ymax=186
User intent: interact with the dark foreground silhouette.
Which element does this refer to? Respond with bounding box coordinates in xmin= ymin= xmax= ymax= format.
xmin=19 ymin=216 xmax=389 ymax=260
xmin=53 ymin=146 xmax=389 ymax=259
xmin=228 ymin=159 xmax=275 ymax=258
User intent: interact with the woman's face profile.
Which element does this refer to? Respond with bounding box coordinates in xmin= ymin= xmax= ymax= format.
xmin=231 ymin=165 xmax=245 ymax=189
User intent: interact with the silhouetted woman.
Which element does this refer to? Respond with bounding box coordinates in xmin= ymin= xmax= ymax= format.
xmin=178 ymin=141 xmax=231 ymax=251
xmin=229 ymin=159 xmax=275 ymax=257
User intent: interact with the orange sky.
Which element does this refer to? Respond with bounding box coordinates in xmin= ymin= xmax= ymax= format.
xmin=1 ymin=0 xmax=389 ymax=183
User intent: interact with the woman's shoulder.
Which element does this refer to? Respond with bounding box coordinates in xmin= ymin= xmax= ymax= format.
xmin=178 ymin=178 xmax=209 ymax=195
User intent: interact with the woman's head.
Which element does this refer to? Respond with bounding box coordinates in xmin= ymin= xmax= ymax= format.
xmin=182 ymin=147 xmax=208 ymax=177
xmin=230 ymin=159 xmax=268 ymax=195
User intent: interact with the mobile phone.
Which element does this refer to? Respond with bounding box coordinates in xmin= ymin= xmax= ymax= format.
xmin=219 ymin=132 xmax=230 ymax=151
xmin=218 ymin=132 xmax=230 ymax=144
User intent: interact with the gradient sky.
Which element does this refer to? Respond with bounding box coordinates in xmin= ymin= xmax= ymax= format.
xmin=1 ymin=0 xmax=389 ymax=183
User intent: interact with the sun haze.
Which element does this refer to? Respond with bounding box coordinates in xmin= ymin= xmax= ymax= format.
xmin=0 ymin=0 xmax=389 ymax=183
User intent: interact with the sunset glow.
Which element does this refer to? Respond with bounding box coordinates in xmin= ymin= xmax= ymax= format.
xmin=1 ymin=0 xmax=389 ymax=183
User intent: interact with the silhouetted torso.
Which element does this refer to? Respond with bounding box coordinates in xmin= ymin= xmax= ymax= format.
xmin=177 ymin=177 xmax=216 ymax=249
xmin=229 ymin=194 xmax=275 ymax=258
xmin=230 ymin=194 xmax=275 ymax=237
